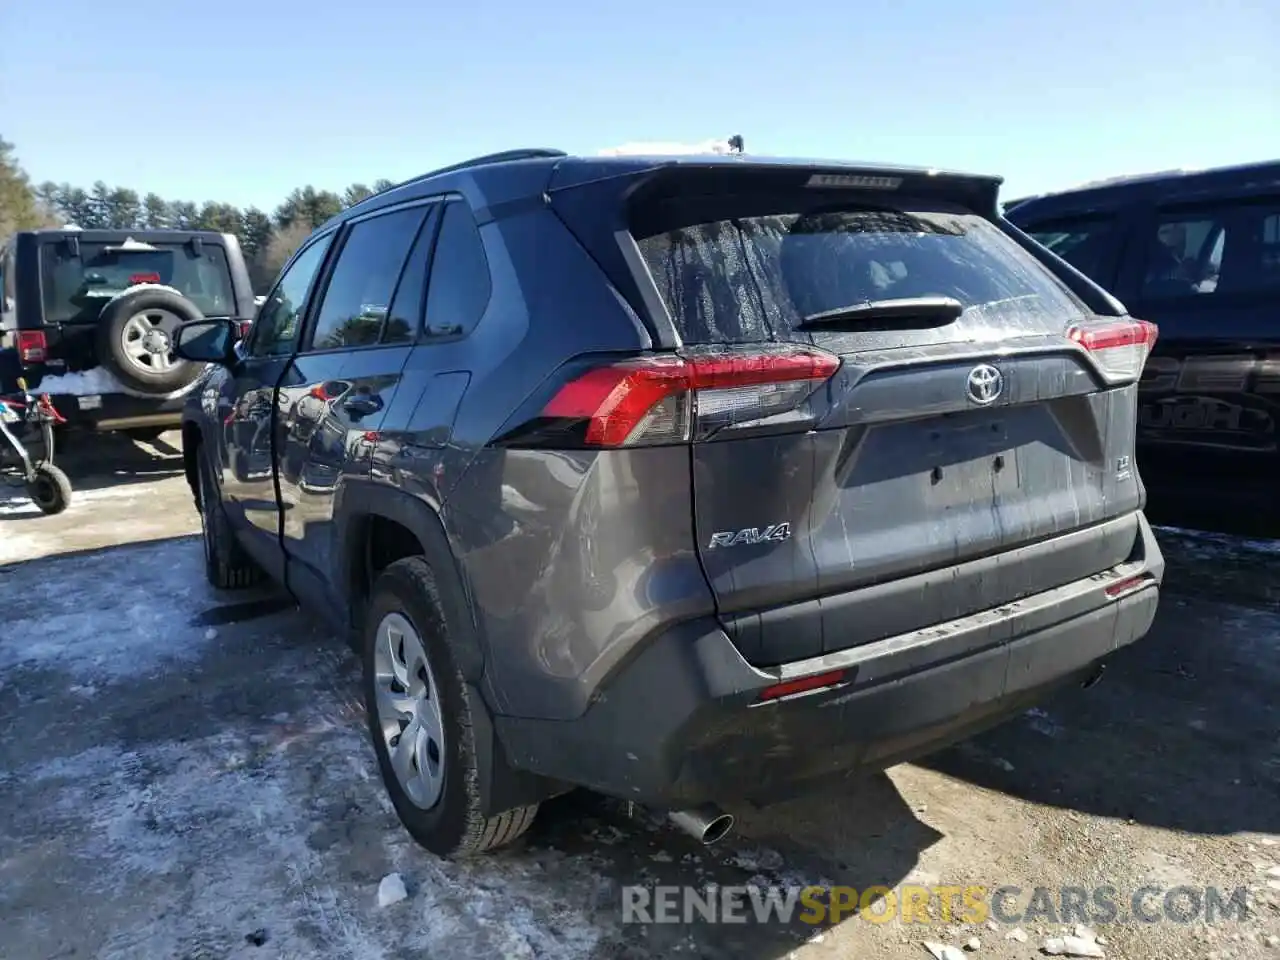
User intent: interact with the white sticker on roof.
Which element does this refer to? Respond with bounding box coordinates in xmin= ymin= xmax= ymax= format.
xmin=596 ymin=138 xmax=739 ymax=157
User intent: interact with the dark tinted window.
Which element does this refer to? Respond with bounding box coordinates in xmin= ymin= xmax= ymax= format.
xmin=249 ymin=235 xmax=333 ymax=358
xmin=634 ymin=203 xmax=1085 ymax=344
xmin=1262 ymin=213 xmax=1280 ymax=286
xmin=309 ymin=207 xmax=428 ymax=350
xmin=1138 ymin=203 xmax=1280 ymax=299
xmin=1 ymin=242 xmax=13 ymax=309
xmin=1024 ymin=216 xmax=1118 ymax=286
xmin=40 ymin=239 xmax=235 ymax=323
xmin=383 ymin=205 xmax=439 ymax=343
xmin=422 ymin=201 xmax=491 ymax=338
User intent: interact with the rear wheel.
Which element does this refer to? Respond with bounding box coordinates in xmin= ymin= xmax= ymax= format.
xmin=26 ymin=464 xmax=72 ymax=515
xmin=196 ymin=447 xmax=260 ymax=590
xmin=363 ymin=557 xmax=538 ymax=858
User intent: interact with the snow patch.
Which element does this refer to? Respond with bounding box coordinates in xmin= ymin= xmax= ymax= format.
xmin=34 ymin=363 xmax=203 ymax=400
xmin=0 ymin=538 xmax=211 ymax=679
xmin=0 ymin=529 xmax=43 ymax=563
xmin=377 ymin=872 xmax=408 ymax=907
xmin=0 ymin=538 xmax=615 ymax=959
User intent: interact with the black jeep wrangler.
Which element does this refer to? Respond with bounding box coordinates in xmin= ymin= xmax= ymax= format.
xmin=0 ymin=229 xmax=256 ymax=438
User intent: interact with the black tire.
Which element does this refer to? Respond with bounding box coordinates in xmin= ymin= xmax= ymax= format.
xmin=96 ymin=287 xmax=204 ymax=394
xmin=362 ymin=557 xmax=539 ymax=858
xmin=26 ymin=463 xmax=72 ymax=515
xmin=196 ymin=446 xmax=261 ymax=590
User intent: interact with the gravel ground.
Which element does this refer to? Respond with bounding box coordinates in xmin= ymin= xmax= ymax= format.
xmin=0 ymin=434 xmax=1278 ymax=959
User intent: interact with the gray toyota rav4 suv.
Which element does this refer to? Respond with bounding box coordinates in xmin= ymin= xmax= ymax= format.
xmin=174 ymin=149 xmax=1164 ymax=858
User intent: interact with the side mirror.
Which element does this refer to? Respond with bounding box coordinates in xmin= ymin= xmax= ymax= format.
xmin=174 ymin=317 xmax=239 ymax=366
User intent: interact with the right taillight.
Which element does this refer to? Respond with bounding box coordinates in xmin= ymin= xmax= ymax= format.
xmin=511 ymin=345 xmax=840 ymax=448
xmin=1066 ymin=318 xmax=1158 ymax=384
xmin=16 ymin=331 xmax=47 ymax=364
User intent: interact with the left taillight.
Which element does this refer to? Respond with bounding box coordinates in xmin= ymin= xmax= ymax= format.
xmin=1067 ymin=318 xmax=1158 ymax=384
xmin=503 ymin=345 xmax=841 ymax=448
xmin=16 ymin=331 xmax=47 ymax=364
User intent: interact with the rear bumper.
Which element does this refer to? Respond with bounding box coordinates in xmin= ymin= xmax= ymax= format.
xmin=44 ymin=391 xmax=186 ymax=432
xmin=496 ymin=513 xmax=1164 ymax=807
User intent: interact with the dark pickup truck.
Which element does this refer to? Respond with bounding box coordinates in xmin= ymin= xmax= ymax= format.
xmin=1006 ymin=161 xmax=1280 ymax=537
xmin=0 ymin=228 xmax=256 ymax=439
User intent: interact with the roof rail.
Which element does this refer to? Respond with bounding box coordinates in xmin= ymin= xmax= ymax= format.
xmin=421 ymin=148 xmax=568 ymax=179
xmin=345 ymin=148 xmax=567 ymax=214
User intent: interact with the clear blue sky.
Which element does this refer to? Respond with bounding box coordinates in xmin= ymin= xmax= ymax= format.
xmin=2 ymin=0 xmax=1276 ymax=212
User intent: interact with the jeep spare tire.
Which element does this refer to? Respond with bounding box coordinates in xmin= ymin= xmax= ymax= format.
xmin=96 ymin=287 xmax=205 ymax=394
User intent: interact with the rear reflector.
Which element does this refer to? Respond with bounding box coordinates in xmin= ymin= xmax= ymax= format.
xmin=129 ymin=272 xmax=161 ymax=285
xmin=1104 ymin=573 xmax=1155 ymax=598
xmin=16 ymin=331 xmax=47 ymax=364
xmin=538 ymin=347 xmax=840 ymax=447
xmin=1067 ymin=318 xmax=1158 ymax=383
xmin=756 ymin=669 xmax=847 ymax=703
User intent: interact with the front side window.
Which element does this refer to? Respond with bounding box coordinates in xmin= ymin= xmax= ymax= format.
xmin=248 ymin=235 xmax=334 ymax=358
xmin=307 ymin=206 xmax=428 ymax=351
xmin=1138 ymin=201 xmax=1280 ymax=300
xmin=1141 ymin=214 xmax=1225 ymax=298
xmin=40 ymin=239 xmax=236 ymax=323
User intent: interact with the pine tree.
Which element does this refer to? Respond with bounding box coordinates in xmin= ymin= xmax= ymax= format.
xmin=0 ymin=137 xmax=47 ymax=240
xmin=142 ymin=193 xmax=172 ymax=229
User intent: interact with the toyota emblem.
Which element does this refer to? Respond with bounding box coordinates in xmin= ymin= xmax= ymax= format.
xmin=966 ymin=364 xmax=1004 ymax=405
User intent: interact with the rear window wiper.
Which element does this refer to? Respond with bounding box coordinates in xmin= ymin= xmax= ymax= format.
xmin=795 ymin=296 xmax=965 ymax=331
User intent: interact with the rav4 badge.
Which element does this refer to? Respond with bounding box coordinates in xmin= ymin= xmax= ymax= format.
xmin=706 ymin=523 xmax=792 ymax=549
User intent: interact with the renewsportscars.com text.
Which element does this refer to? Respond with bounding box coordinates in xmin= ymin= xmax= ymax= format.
xmin=621 ymin=883 xmax=1251 ymax=926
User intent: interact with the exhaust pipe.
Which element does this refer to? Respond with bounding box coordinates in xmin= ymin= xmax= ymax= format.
xmin=668 ymin=805 xmax=735 ymax=845
xmin=1081 ymin=663 xmax=1106 ymax=689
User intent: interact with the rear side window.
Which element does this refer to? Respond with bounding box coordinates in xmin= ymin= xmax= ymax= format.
xmin=1024 ymin=216 xmax=1119 ymax=286
xmin=308 ymin=206 xmax=428 ymax=350
xmin=1140 ymin=201 xmax=1280 ymax=299
xmin=40 ymin=239 xmax=235 ymax=324
xmin=422 ymin=201 xmax=491 ymax=339
xmin=633 ymin=203 xmax=1085 ymax=344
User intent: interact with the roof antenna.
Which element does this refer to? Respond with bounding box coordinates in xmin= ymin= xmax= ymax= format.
xmin=727 ymin=134 xmax=745 ymax=154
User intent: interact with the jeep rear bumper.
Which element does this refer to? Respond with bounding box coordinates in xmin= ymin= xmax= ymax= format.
xmin=495 ymin=513 xmax=1163 ymax=808
xmin=45 ymin=391 xmax=186 ymax=432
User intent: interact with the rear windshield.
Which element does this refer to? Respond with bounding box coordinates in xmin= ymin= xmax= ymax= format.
xmin=40 ymin=239 xmax=236 ymax=324
xmin=633 ymin=202 xmax=1086 ymax=344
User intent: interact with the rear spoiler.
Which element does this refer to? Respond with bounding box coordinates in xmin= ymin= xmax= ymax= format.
xmin=548 ymin=157 xmax=1004 ymax=219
